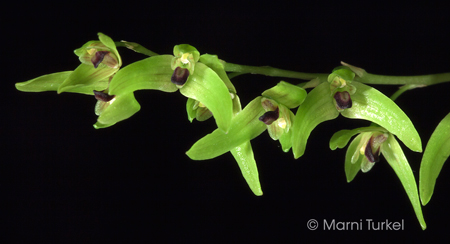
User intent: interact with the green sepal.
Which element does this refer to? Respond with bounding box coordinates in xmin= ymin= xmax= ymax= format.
xmin=93 ymin=92 xmax=141 ymax=129
xmin=381 ymin=135 xmax=427 ymax=230
xmin=261 ymin=81 xmax=307 ymax=108
xmin=328 ymin=66 xmax=355 ymax=83
xmin=186 ymin=96 xmax=267 ymax=160
xmin=15 ymin=71 xmax=72 ymax=92
xmin=196 ymin=106 xmax=213 ymax=121
xmin=199 ymin=54 xmax=236 ymax=93
xmin=330 ymin=126 xmax=387 ymax=150
xmin=57 ymin=63 xmax=115 ymax=94
xmin=267 ymin=104 xmax=292 ymax=140
xmin=74 ymin=33 xmax=121 ymax=68
xmin=341 ymin=82 xmax=422 ymax=152
xmin=173 ymin=44 xmax=200 ymax=62
xmin=180 ymin=62 xmax=234 ymax=132
xmin=172 ymin=44 xmax=200 ymax=74
xmin=345 ymin=134 xmax=364 ymax=182
xmin=98 ymin=32 xmax=122 ymax=66
xmin=108 ymin=55 xmax=177 ymax=96
xmin=419 ymin=112 xmax=450 ymax=205
xmin=232 ymin=94 xmax=242 ymax=115
xmin=278 ymin=110 xmax=296 ymax=152
xmin=230 ymin=141 xmax=263 ymax=196
xmin=291 ymin=82 xmax=340 ymax=158
xmin=186 ymin=98 xmax=197 ymax=123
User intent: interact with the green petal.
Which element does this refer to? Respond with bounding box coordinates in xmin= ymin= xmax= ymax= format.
xmin=186 ymin=96 xmax=266 ymax=160
xmin=186 ymin=98 xmax=197 ymax=123
xmin=341 ymin=82 xmax=422 ymax=152
xmin=180 ymin=62 xmax=234 ymax=132
xmin=330 ymin=126 xmax=387 ymax=150
xmin=381 ymin=135 xmax=427 ymax=230
xmin=291 ymin=82 xmax=340 ymax=159
xmin=15 ymin=71 xmax=72 ymax=92
xmin=93 ymin=92 xmax=141 ymax=129
xmin=74 ymin=40 xmax=99 ymax=58
xmin=279 ymin=123 xmax=293 ymax=152
xmin=345 ymin=134 xmax=364 ymax=182
xmin=262 ymin=81 xmax=307 ymax=108
xmin=98 ymin=32 xmax=122 ymax=66
xmin=328 ymin=67 xmax=355 ymax=82
xmin=199 ymin=54 xmax=236 ymax=93
xmin=419 ymin=112 xmax=450 ymax=205
xmin=57 ymin=64 xmax=115 ymax=94
xmin=109 ymin=55 xmax=177 ymax=95
xmin=173 ymin=44 xmax=200 ymax=62
xmin=230 ymin=141 xmax=263 ymax=196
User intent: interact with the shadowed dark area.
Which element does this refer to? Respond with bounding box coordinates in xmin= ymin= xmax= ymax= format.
xmin=3 ymin=2 xmax=450 ymax=243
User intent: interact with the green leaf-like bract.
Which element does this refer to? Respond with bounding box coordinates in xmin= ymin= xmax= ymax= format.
xmin=291 ymin=82 xmax=340 ymax=158
xmin=180 ymin=62 xmax=234 ymax=133
xmin=109 ymin=55 xmax=177 ymax=95
xmin=341 ymin=82 xmax=422 ymax=152
xmin=199 ymin=54 xmax=236 ymax=93
xmin=230 ymin=141 xmax=263 ymax=196
xmin=93 ymin=92 xmax=141 ymax=129
xmin=186 ymin=96 xmax=266 ymax=160
xmin=57 ymin=64 xmax=114 ymax=94
xmin=344 ymin=133 xmax=363 ymax=182
xmin=381 ymin=135 xmax=427 ymax=230
xmin=329 ymin=126 xmax=387 ymax=150
xmin=261 ymin=81 xmax=307 ymax=108
xmin=98 ymin=32 xmax=122 ymax=66
xmin=16 ymin=71 xmax=73 ymax=92
xmin=419 ymin=112 xmax=450 ymax=206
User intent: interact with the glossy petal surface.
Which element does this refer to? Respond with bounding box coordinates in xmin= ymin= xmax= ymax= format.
xmin=381 ymin=135 xmax=427 ymax=230
xmin=94 ymin=92 xmax=141 ymax=129
xmin=186 ymin=97 xmax=266 ymax=160
xmin=341 ymin=82 xmax=422 ymax=152
xmin=180 ymin=62 xmax=233 ymax=132
xmin=109 ymin=55 xmax=177 ymax=95
xmin=230 ymin=141 xmax=263 ymax=196
xmin=291 ymin=82 xmax=339 ymax=158
xmin=15 ymin=71 xmax=72 ymax=92
xmin=262 ymin=81 xmax=307 ymax=108
xmin=419 ymin=112 xmax=450 ymax=205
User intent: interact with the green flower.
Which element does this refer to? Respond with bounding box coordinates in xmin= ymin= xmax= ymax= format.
xmin=330 ymin=126 xmax=426 ymax=230
xmin=258 ymin=81 xmax=306 ymax=152
xmin=186 ymin=96 xmax=267 ymax=195
xmin=108 ymin=49 xmax=234 ymax=132
xmin=16 ymin=32 xmax=121 ymax=95
xmin=92 ymin=90 xmax=140 ymax=129
xmin=170 ymin=44 xmax=200 ymax=86
xmin=291 ymin=70 xmax=422 ymax=159
xmin=327 ymin=67 xmax=357 ymax=111
xmin=15 ymin=33 xmax=136 ymax=128
xmin=419 ymin=112 xmax=450 ymax=205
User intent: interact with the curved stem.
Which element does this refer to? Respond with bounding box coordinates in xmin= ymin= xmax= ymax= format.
xmin=224 ymin=62 xmax=329 ymax=82
xmin=356 ymin=72 xmax=450 ymax=86
xmin=390 ymin=84 xmax=426 ymax=101
xmin=342 ymin=61 xmax=450 ymax=86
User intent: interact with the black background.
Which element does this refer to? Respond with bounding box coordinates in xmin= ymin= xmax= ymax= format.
xmin=2 ymin=1 xmax=450 ymax=243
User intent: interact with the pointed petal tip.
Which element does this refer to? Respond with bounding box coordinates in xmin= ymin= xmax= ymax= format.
xmin=253 ymin=190 xmax=263 ymax=196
